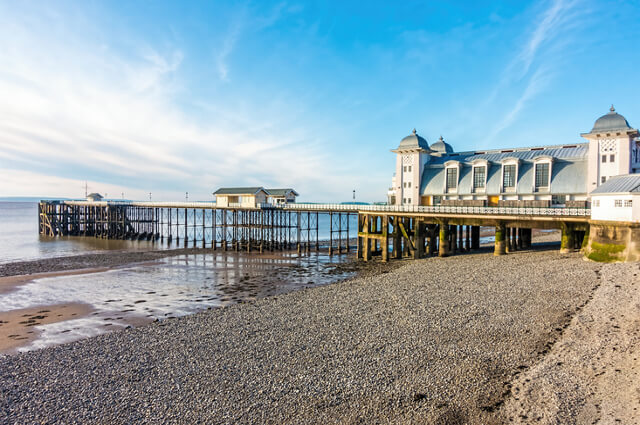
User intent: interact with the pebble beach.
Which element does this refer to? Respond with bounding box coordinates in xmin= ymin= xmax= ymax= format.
xmin=2 ymin=246 xmax=637 ymax=424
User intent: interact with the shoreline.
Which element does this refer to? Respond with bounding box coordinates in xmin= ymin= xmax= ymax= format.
xmin=2 ymin=248 xmax=630 ymax=423
xmin=0 ymin=247 xmax=399 ymax=355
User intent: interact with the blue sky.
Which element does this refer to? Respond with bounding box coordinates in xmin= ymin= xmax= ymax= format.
xmin=1 ymin=0 xmax=639 ymax=202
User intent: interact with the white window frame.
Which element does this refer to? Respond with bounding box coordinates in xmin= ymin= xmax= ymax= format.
xmin=471 ymin=159 xmax=488 ymax=193
xmin=444 ymin=160 xmax=461 ymax=194
xmin=533 ymin=156 xmax=553 ymax=192
xmin=500 ymin=158 xmax=520 ymax=193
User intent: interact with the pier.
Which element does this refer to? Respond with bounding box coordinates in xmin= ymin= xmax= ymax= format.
xmin=39 ymin=200 xmax=591 ymax=260
xmin=38 ymin=201 xmax=354 ymax=254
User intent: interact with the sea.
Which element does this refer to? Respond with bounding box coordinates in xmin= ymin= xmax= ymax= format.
xmin=0 ymin=201 xmax=357 ymax=353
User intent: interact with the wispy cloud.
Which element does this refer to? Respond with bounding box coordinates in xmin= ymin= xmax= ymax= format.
xmin=483 ymin=0 xmax=585 ymax=141
xmin=215 ymin=19 xmax=243 ymax=82
xmin=0 ymin=3 xmax=346 ymax=201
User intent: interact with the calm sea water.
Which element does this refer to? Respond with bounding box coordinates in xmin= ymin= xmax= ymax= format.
xmin=0 ymin=202 xmax=165 ymax=264
xmin=0 ymin=202 xmax=357 ymax=352
xmin=0 ymin=202 xmax=357 ymax=265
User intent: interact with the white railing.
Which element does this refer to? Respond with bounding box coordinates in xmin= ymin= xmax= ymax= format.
xmin=282 ymin=203 xmax=591 ymax=217
xmin=52 ymin=200 xmax=590 ymax=217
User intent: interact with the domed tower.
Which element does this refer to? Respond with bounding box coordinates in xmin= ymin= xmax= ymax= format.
xmin=430 ymin=135 xmax=454 ymax=156
xmin=581 ymin=106 xmax=639 ymax=191
xmin=389 ymin=129 xmax=431 ymax=205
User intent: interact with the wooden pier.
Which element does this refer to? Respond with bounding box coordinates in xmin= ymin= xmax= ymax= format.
xmin=39 ymin=201 xmax=591 ymax=260
xmin=38 ymin=201 xmax=353 ymax=254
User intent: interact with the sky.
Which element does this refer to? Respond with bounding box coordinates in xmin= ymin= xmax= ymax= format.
xmin=1 ymin=0 xmax=639 ymax=202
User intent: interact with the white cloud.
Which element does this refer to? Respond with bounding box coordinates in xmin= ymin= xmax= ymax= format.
xmin=0 ymin=4 xmax=360 ymax=202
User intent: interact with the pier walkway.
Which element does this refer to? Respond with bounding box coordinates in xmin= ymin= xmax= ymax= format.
xmin=38 ymin=200 xmax=591 ymax=260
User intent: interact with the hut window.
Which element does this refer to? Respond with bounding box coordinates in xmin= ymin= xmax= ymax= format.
xmin=473 ymin=166 xmax=486 ymax=189
xmin=602 ymin=155 xmax=607 ymax=163
xmin=624 ymin=200 xmax=633 ymax=207
xmin=503 ymin=164 xmax=516 ymax=188
xmin=535 ymin=163 xmax=550 ymax=188
xmin=610 ymin=154 xmax=615 ymax=162
xmin=446 ymin=168 xmax=458 ymax=190
xmin=615 ymin=199 xmax=623 ymax=207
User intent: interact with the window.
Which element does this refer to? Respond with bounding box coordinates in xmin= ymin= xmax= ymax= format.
xmin=552 ymin=195 xmax=566 ymax=205
xmin=408 ymin=166 xmax=412 ymax=172
xmin=625 ymin=200 xmax=633 ymax=207
xmin=403 ymin=166 xmax=407 ymax=172
xmin=535 ymin=163 xmax=550 ymax=188
xmin=615 ymin=200 xmax=623 ymax=207
xmin=446 ymin=168 xmax=458 ymax=190
xmin=593 ymin=200 xmax=600 ymax=207
xmin=602 ymin=155 xmax=607 ymax=163
xmin=610 ymin=154 xmax=615 ymax=162
xmin=408 ymin=182 xmax=411 ymax=188
xmin=503 ymin=164 xmax=516 ymax=188
xmin=473 ymin=166 xmax=486 ymax=189
xmin=601 ymin=176 xmax=607 ymax=184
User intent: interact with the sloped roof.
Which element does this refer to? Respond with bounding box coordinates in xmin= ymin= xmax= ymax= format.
xmin=421 ymin=155 xmax=588 ymax=195
xmin=427 ymin=144 xmax=588 ymax=165
xmin=591 ymin=174 xmax=640 ymax=194
xmin=267 ymin=188 xmax=299 ymax=196
xmin=213 ymin=187 xmax=266 ymax=195
xmin=86 ymin=193 xmax=103 ymax=198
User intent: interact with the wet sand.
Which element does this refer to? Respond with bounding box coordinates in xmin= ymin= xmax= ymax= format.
xmin=0 ymin=249 xmax=394 ymax=354
xmin=0 ymin=268 xmax=112 ymax=295
xmin=0 ymin=303 xmax=94 ymax=354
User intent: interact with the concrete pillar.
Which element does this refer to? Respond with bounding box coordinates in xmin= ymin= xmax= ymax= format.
xmin=471 ymin=226 xmax=480 ymax=250
xmin=521 ymin=228 xmax=532 ymax=249
xmin=560 ymin=223 xmax=575 ymax=254
xmin=429 ymin=225 xmax=438 ymax=256
xmin=414 ymin=219 xmax=424 ymax=259
xmin=494 ymin=223 xmax=506 ymax=256
xmin=439 ymin=223 xmax=450 ymax=257
xmin=451 ymin=225 xmax=457 ymax=254
xmin=465 ymin=225 xmax=471 ymax=251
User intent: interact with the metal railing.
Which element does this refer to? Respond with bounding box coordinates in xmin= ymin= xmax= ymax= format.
xmin=282 ymin=203 xmax=591 ymax=217
xmin=51 ymin=200 xmax=591 ymax=217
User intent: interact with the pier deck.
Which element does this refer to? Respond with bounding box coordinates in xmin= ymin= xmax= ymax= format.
xmin=38 ymin=200 xmax=591 ymax=260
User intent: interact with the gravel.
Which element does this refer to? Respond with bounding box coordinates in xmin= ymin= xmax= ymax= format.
xmin=0 ymin=249 xmax=604 ymax=424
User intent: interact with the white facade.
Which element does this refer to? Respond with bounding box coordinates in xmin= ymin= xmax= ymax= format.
xmin=591 ymin=193 xmax=639 ymax=222
xmin=389 ymin=107 xmax=638 ymax=207
xmin=582 ymin=106 xmax=639 ymax=190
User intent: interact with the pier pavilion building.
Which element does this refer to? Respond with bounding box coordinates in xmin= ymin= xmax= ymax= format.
xmin=214 ymin=187 xmax=298 ymax=208
xmin=389 ymin=106 xmax=640 ymax=208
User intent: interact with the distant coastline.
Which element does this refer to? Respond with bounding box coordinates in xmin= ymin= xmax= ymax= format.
xmin=0 ymin=197 xmax=71 ymax=202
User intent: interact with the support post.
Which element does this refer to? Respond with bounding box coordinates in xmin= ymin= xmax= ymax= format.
xmin=495 ymin=223 xmax=506 ymax=255
xmin=439 ymin=222 xmax=450 ymax=257
xmin=560 ymin=222 xmax=575 ymax=254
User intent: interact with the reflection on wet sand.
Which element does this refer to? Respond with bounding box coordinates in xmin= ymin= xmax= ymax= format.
xmin=0 ymin=251 xmax=355 ymax=354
